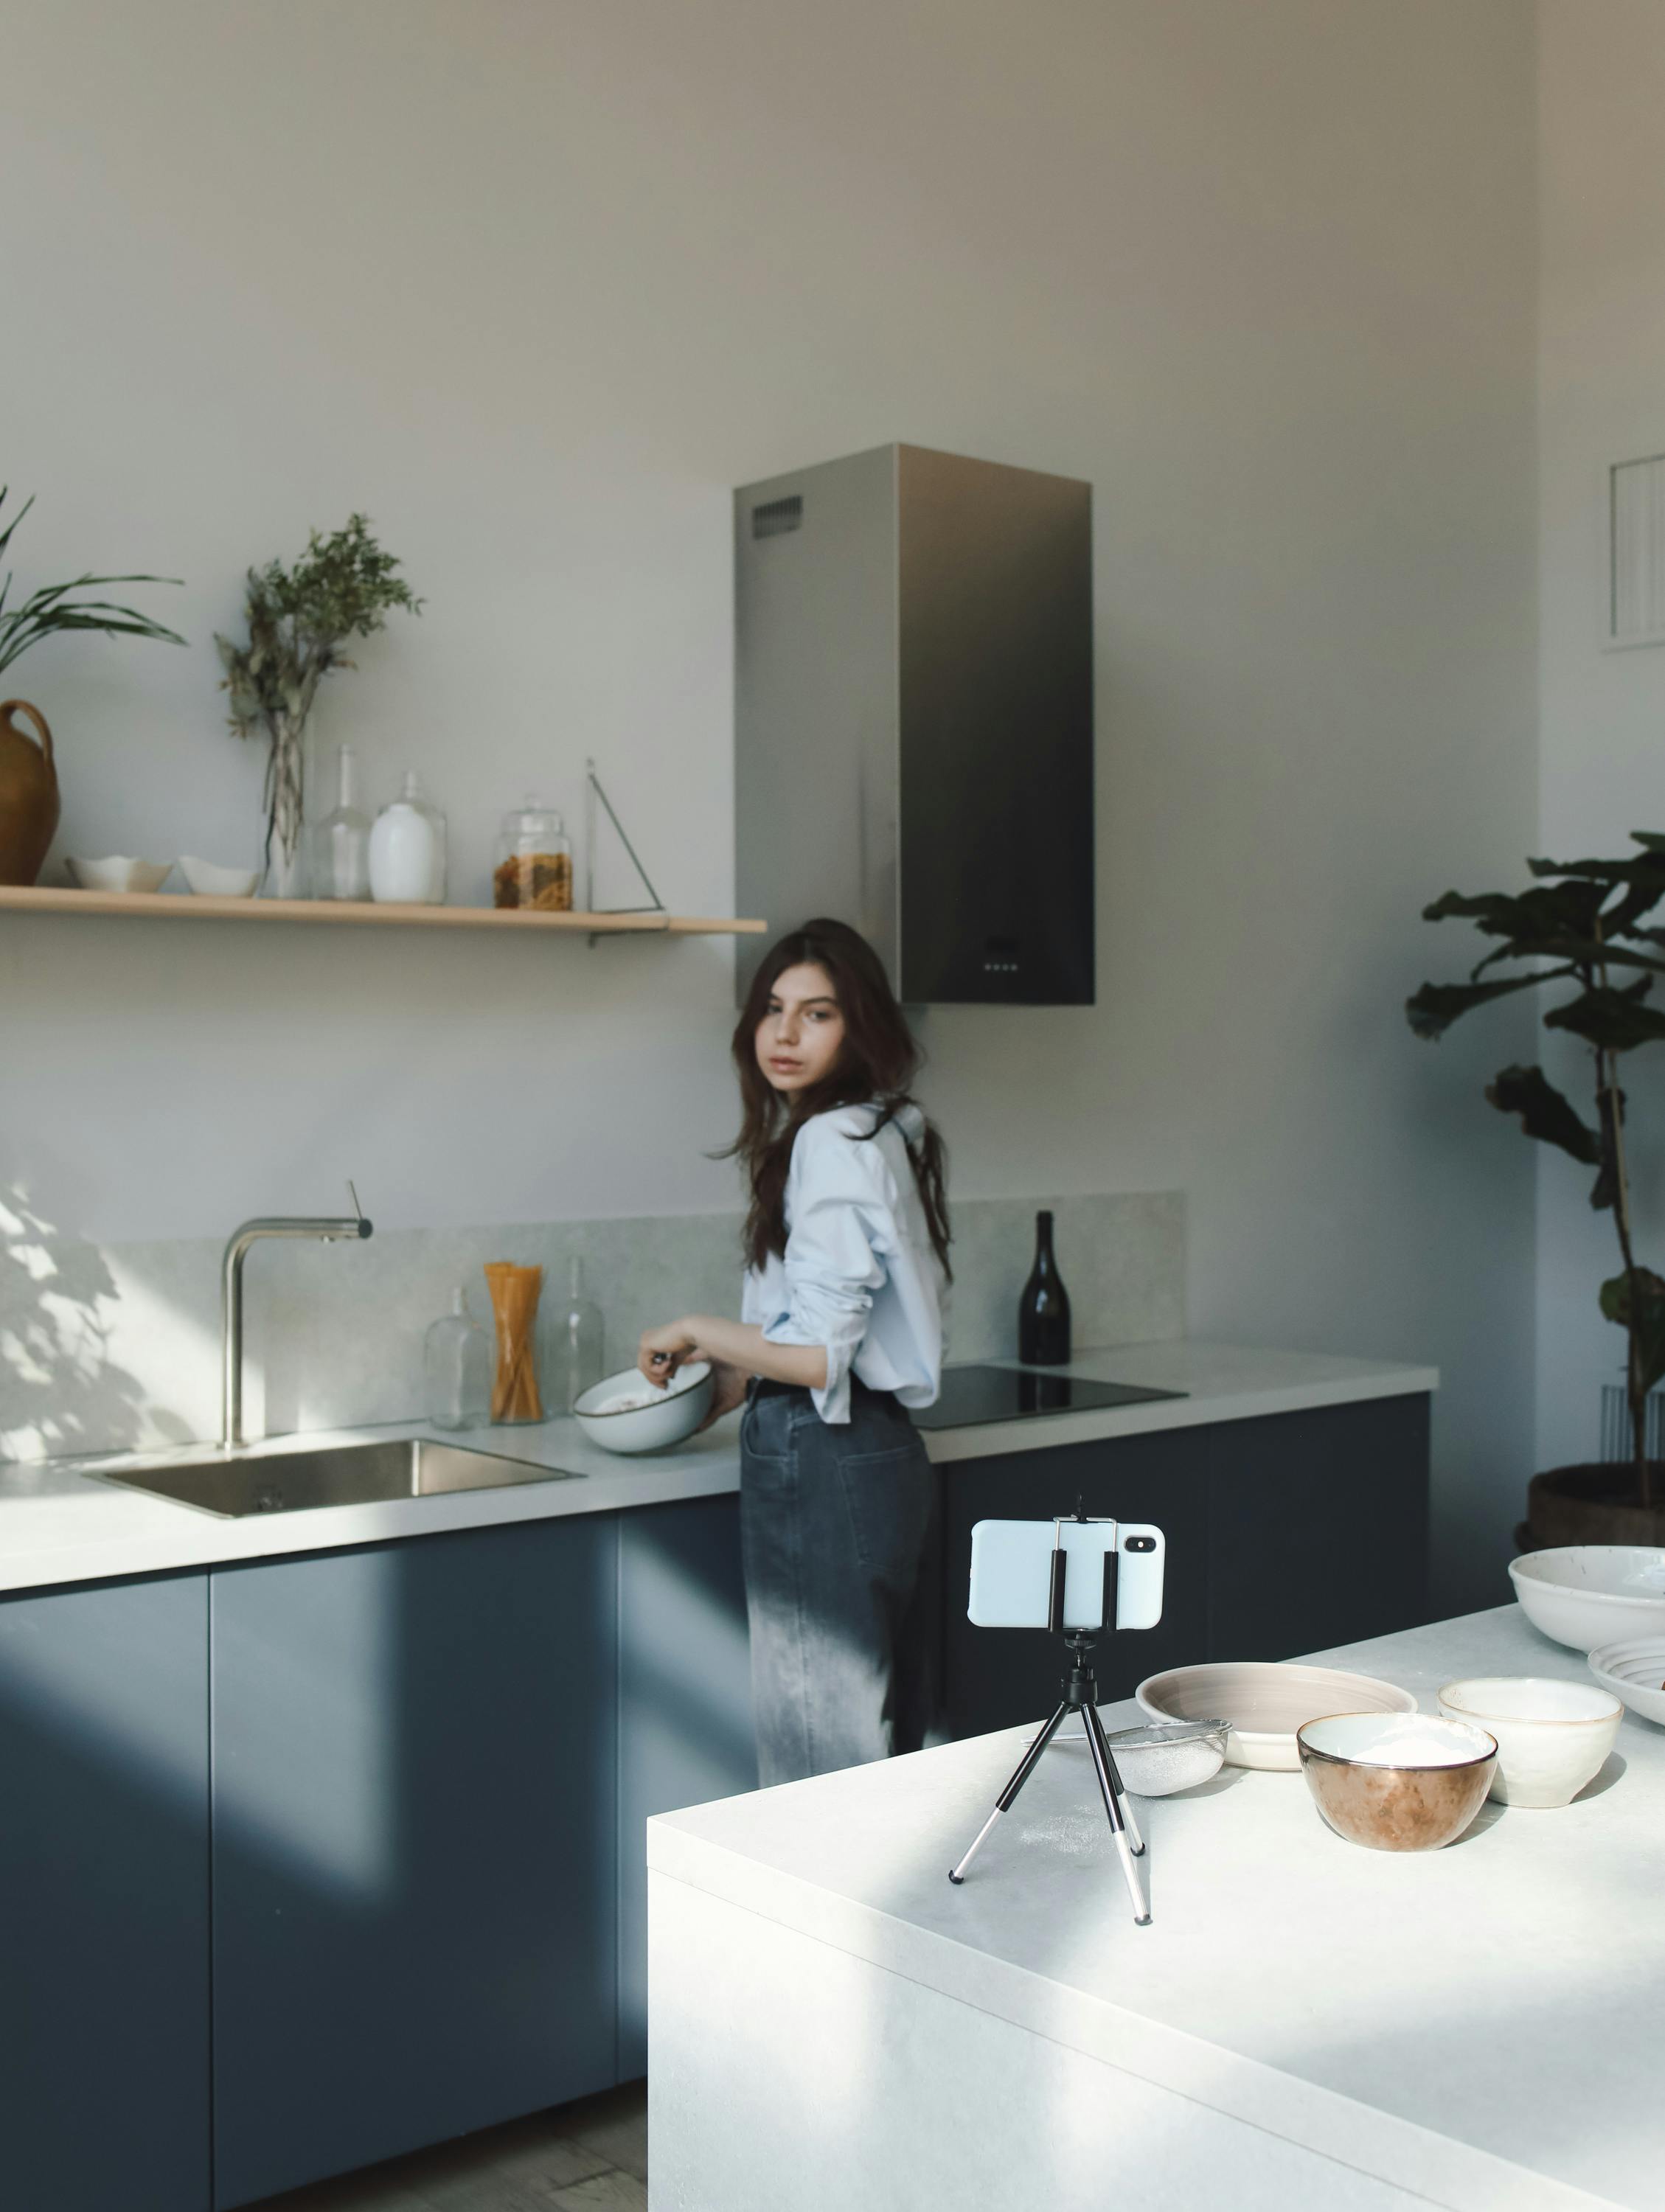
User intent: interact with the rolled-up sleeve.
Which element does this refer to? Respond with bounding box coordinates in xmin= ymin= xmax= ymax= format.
xmin=762 ymin=1121 xmax=898 ymax=1422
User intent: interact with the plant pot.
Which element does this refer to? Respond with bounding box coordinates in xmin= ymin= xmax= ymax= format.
xmin=0 ymin=699 xmax=59 ymax=886
xmin=1520 ymin=1462 xmax=1665 ymax=1551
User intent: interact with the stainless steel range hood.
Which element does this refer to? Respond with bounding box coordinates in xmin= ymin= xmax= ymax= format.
xmin=734 ymin=442 xmax=1094 ymax=1006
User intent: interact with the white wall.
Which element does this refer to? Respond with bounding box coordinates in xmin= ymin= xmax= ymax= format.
xmin=1 ymin=0 xmax=1540 ymax=1609
xmin=1537 ymin=1 xmax=1665 ymax=1470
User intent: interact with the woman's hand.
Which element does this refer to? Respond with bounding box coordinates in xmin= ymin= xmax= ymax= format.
xmin=638 ymin=1319 xmax=701 ymax=1385
xmin=696 ymin=1359 xmax=749 ymax=1432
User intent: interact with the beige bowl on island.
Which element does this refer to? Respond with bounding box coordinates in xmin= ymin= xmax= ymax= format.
xmin=1437 ymin=1676 xmax=1621 ymax=1806
xmin=1136 ymin=1660 xmax=1418 ymax=1771
xmin=1297 ymin=1712 xmax=1497 ymax=1851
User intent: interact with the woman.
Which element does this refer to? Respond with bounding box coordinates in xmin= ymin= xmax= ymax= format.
xmin=639 ymin=918 xmax=951 ymax=1787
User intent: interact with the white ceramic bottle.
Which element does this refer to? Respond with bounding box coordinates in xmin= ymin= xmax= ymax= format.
xmin=368 ymin=771 xmax=447 ymax=904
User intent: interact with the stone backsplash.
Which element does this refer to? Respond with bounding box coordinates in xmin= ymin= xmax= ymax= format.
xmin=0 ymin=1190 xmax=1184 ymax=1463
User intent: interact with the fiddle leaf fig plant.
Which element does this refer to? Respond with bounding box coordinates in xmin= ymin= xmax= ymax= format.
xmin=0 ymin=487 xmax=184 ymax=675
xmin=1408 ymin=833 xmax=1665 ymax=1506
xmin=215 ymin=514 xmax=421 ymax=892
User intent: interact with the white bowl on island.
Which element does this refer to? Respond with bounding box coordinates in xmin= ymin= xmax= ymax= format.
xmin=1509 ymin=1545 xmax=1665 ymax=1652
xmin=1588 ymin=1637 xmax=1665 ymax=1728
xmin=1437 ymin=1674 xmax=1622 ymax=1806
xmin=573 ymin=1362 xmax=713 ymax=1455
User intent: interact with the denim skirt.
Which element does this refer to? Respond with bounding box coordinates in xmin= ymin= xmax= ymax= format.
xmin=738 ymin=1377 xmax=934 ymax=1787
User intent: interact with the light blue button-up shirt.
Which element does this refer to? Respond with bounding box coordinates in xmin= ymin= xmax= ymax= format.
xmin=742 ymin=1102 xmax=946 ymax=1425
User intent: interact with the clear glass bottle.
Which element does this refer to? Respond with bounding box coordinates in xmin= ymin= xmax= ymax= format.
xmin=310 ymin=744 xmax=372 ymax=901
xmin=369 ymin=770 xmax=448 ymax=904
xmin=548 ymin=1256 xmax=605 ymax=1413
xmin=424 ymin=1287 xmax=490 ymax=1430
xmin=493 ymin=795 xmax=573 ymax=911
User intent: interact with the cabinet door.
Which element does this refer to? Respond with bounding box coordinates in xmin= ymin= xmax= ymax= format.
xmin=211 ymin=1519 xmax=616 ymax=2208
xmin=940 ymin=1432 xmax=1208 ymax=1736
xmin=1206 ymin=1396 xmax=1431 ymax=1661
xmin=617 ymin=1496 xmax=756 ymax=2081
xmin=0 ymin=1574 xmax=210 ymax=2212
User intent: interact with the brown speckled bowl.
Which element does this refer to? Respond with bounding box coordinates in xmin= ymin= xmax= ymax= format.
xmin=1297 ymin=1712 xmax=1497 ymax=1851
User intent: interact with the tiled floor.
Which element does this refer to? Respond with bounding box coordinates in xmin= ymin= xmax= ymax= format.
xmin=253 ymin=2083 xmax=648 ymax=2211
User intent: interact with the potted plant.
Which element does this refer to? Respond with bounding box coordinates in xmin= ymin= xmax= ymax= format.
xmin=216 ymin=514 xmax=421 ymax=897
xmin=0 ymin=487 xmax=184 ymax=886
xmin=1408 ymin=832 xmax=1665 ymax=1547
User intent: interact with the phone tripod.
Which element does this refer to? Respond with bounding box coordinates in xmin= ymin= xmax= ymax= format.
xmin=948 ymin=1630 xmax=1150 ymax=1924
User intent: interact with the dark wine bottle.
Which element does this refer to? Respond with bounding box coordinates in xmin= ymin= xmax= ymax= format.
xmin=1018 ymin=1208 xmax=1071 ymax=1366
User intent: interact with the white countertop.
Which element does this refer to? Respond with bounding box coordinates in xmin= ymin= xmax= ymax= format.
xmin=650 ymin=1606 xmax=1660 ymax=2212
xmin=0 ymin=1339 xmax=1435 ymax=1596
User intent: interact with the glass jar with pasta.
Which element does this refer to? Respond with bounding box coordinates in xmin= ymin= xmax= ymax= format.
xmin=494 ymin=796 xmax=574 ymax=912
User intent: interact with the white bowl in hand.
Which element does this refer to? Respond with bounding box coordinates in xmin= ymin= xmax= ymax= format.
xmin=1509 ymin=1545 xmax=1665 ymax=1652
xmin=1437 ymin=1675 xmax=1622 ymax=1806
xmin=573 ymin=1363 xmax=714 ymax=1455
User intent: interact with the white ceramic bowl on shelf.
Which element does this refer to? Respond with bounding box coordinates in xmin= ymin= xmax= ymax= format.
xmin=1588 ymin=1637 xmax=1665 ymax=1728
xmin=1437 ymin=1675 xmax=1622 ymax=1806
xmin=1508 ymin=1546 xmax=1665 ymax=1652
xmin=67 ymin=855 xmax=171 ymax=893
xmin=573 ymin=1363 xmax=713 ymax=1455
xmin=1135 ymin=1660 xmax=1418 ymax=1772
xmin=178 ymin=855 xmax=259 ymax=897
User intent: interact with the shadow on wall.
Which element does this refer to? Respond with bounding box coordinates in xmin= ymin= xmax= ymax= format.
xmin=0 ymin=1184 xmax=161 ymax=1462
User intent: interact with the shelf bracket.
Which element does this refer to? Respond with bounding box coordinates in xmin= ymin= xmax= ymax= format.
xmin=584 ymin=758 xmax=666 ymax=945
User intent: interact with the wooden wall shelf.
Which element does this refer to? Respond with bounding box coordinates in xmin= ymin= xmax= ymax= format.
xmin=0 ymin=884 xmax=766 ymax=938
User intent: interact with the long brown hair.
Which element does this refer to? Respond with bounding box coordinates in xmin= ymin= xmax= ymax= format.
xmin=729 ymin=919 xmax=951 ymax=1279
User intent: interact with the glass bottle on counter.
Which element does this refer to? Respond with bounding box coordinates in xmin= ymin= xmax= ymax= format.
xmin=494 ymin=795 xmax=574 ymax=912
xmin=1017 ymin=1208 xmax=1071 ymax=1366
xmin=548 ymin=1256 xmax=605 ymax=1413
xmin=423 ymin=1287 xmax=491 ymax=1430
xmin=310 ymin=744 xmax=372 ymax=901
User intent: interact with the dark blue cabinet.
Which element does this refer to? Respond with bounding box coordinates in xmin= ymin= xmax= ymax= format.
xmin=939 ymin=1397 xmax=1432 ymax=1736
xmin=0 ymin=1573 xmax=211 ymax=2212
xmin=1206 ymin=1396 xmax=1430 ymax=1659
xmin=617 ymin=1496 xmax=757 ymax=2079
xmin=940 ymin=1429 xmax=1209 ymax=1733
xmin=209 ymin=1518 xmax=617 ymax=2208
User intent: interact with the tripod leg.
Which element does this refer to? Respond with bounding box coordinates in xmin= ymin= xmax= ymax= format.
xmin=1082 ymin=1704 xmax=1151 ymax=1926
xmin=1084 ymin=1703 xmax=1145 ymax=1857
xmin=948 ymin=1701 xmax=1070 ymax=1885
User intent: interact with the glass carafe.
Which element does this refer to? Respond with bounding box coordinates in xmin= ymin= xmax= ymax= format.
xmin=310 ymin=744 xmax=372 ymax=902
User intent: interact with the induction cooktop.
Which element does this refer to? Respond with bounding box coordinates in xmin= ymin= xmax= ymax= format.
xmin=912 ymin=1363 xmax=1186 ymax=1432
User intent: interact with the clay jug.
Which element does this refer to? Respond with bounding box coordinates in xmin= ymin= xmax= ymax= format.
xmin=0 ymin=700 xmax=59 ymax=886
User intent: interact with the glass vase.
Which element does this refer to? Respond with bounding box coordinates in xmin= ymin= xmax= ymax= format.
xmin=262 ymin=709 xmax=309 ymax=899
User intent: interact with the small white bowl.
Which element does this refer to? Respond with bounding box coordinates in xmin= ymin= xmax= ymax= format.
xmin=178 ymin=855 xmax=259 ymax=897
xmin=573 ymin=1362 xmax=714 ymax=1455
xmin=1438 ymin=1675 xmax=1622 ymax=1806
xmin=1100 ymin=1718 xmax=1227 ymax=1796
xmin=1588 ymin=1638 xmax=1665 ymax=1728
xmin=1509 ymin=1545 xmax=1665 ymax=1652
xmin=1135 ymin=1660 xmax=1418 ymax=1771
xmin=68 ymin=855 xmax=171 ymax=893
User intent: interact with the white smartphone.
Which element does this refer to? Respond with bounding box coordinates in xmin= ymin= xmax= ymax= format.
xmin=967 ymin=1517 xmax=1165 ymax=1632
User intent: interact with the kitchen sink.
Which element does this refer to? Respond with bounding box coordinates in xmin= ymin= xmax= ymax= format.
xmin=89 ymin=1437 xmax=577 ymax=1519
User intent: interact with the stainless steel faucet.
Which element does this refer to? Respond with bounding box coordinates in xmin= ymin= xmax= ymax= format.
xmin=220 ymin=1183 xmax=373 ymax=1450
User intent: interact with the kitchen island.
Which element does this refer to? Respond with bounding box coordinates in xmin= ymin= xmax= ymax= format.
xmin=649 ymin=1604 xmax=1661 ymax=2212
